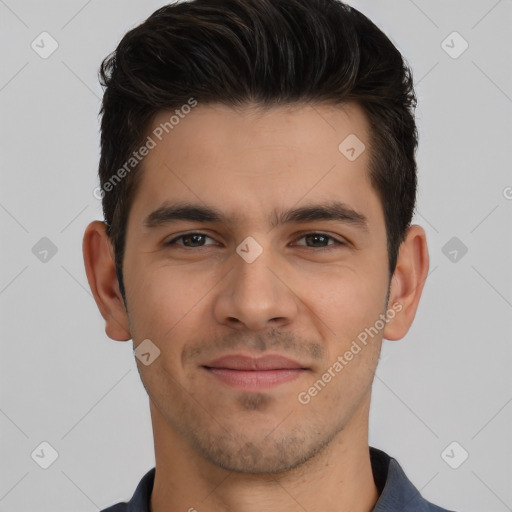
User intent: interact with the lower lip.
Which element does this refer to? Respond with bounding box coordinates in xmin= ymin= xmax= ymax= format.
xmin=204 ymin=367 xmax=306 ymax=391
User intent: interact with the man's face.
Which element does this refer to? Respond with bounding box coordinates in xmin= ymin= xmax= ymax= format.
xmin=121 ymin=102 xmax=391 ymax=473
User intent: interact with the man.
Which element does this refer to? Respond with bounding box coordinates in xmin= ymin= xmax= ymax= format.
xmin=82 ymin=0 xmax=454 ymax=510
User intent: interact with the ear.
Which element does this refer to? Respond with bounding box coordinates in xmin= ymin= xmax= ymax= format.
xmin=383 ymin=224 xmax=429 ymax=341
xmin=82 ymin=220 xmax=131 ymax=341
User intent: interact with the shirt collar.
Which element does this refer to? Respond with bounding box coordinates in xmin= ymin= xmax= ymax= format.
xmin=369 ymin=447 xmax=448 ymax=511
xmin=118 ymin=446 xmax=450 ymax=512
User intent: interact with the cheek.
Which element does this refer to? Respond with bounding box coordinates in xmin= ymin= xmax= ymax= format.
xmin=297 ymin=276 xmax=384 ymax=409
xmin=127 ymin=270 xmax=203 ymax=396
xmin=126 ymin=264 xmax=203 ymax=345
xmin=300 ymin=265 xmax=388 ymax=341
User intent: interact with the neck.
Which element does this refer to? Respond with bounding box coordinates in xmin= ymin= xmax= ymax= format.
xmin=149 ymin=394 xmax=379 ymax=512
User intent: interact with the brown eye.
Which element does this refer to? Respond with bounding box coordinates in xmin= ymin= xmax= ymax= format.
xmin=165 ymin=232 xmax=216 ymax=247
xmin=294 ymin=232 xmax=345 ymax=250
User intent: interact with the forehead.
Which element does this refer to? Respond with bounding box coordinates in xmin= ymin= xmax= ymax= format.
xmin=126 ymin=101 xmax=382 ymax=232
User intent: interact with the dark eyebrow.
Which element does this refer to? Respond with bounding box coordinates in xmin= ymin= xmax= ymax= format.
xmin=144 ymin=202 xmax=225 ymax=228
xmin=143 ymin=200 xmax=368 ymax=232
xmin=272 ymin=201 xmax=368 ymax=231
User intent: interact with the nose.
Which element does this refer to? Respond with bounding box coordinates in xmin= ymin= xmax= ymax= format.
xmin=212 ymin=244 xmax=299 ymax=331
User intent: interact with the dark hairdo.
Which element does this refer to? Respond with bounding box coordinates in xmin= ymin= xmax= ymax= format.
xmin=98 ymin=0 xmax=418 ymax=305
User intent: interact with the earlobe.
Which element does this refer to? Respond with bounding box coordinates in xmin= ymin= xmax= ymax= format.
xmin=82 ymin=220 xmax=131 ymax=342
xmin=383 ymin=224 xmax=429 ymax=341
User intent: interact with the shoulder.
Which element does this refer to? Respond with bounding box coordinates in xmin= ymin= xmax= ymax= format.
xmin=370 ymin=447 xmax=457 ymax=512
xmin=99 ymin=467 xmax=156 ymax=512
xmin=100 ymin=505 xmax=128 ymax=512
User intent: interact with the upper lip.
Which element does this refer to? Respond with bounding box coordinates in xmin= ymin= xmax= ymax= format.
xmin=203 ymin=354 xmax=307 ymax=371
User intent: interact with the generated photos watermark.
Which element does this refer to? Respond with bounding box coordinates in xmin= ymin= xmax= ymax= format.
xmin=93 ymin=97 xmax=198 ymax=200
xmin=298 ymin=301 xmax=403 ymax=405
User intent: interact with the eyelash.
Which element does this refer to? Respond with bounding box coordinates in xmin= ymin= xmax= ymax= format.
xmin=164 ymin=231 xmax=346 ymax=251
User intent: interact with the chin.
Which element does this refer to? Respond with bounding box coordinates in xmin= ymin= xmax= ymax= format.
xmin=189 ymin=425 xmax=338 ymax=475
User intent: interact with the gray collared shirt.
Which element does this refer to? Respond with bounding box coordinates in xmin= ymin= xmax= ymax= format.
xmin=100 ymin=446 xmax=456 ymax=512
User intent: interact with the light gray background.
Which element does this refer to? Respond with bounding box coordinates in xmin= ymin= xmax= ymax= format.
xmin=1 ymin=0 xmax=511 ymax=511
